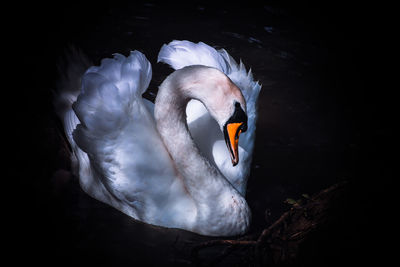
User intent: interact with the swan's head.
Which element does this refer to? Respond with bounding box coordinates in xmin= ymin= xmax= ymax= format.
xmin=222 ymin=101 xmax=248 ymax=166
xmin=182 ymin=66 xmax=248 ymax=166
xmin=158 ymin=65 xmax=248 ymax=166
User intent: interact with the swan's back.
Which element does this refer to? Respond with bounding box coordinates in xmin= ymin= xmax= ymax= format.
xmin=158 ymin=40 xmax=261 ymax=195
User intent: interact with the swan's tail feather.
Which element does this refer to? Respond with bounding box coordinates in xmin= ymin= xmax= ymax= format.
xmin=54 ymin=46 xmax=92 ymax=121
xmin=54 ymin=47 xmax=91 ymax=146
xmin=53 ymin=46 xmax=92 ymax=176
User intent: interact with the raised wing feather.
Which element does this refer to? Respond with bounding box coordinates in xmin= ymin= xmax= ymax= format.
xmin=158 ymin=41 xmax=261 ymax=195
xmin=72 ymin=52 xmax=193 ymax=225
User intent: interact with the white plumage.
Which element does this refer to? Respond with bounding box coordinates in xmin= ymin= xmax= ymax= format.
xmin=158 ymin=41 xmax=261 ymax=195
xmin=55 ymin=41 xmax=261 ymax=236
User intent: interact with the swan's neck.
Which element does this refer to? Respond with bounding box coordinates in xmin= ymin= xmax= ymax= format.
xmin=154 ymin=66 xmax=250 ymax=235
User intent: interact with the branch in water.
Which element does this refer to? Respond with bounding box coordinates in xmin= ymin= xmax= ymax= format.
xmin=191 ymin=181 xmax=348 ymax=265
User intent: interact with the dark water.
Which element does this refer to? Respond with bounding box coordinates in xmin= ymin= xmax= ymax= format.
xmin=12 ymin=1 xmax=394 ymax=266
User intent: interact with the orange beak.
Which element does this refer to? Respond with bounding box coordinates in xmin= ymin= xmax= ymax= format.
xmin=224 ymin=122 xmax=244 ymax=166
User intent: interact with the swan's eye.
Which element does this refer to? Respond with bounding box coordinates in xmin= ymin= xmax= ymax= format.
xmin=239 ymin=121 xmax=247 ymax=133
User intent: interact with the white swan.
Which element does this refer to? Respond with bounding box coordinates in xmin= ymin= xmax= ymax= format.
xmin=55 ymin=40 xmax=261 ymax=236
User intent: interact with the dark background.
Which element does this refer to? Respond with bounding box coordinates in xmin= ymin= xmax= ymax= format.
xmin=10 ymin=1 xmax=394 ymax=266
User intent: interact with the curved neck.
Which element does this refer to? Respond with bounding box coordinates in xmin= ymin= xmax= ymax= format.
xmin=154 ymin=67 xmax=230 ymax=201
xmin=154 ymin=66 xmax=250 ymax=235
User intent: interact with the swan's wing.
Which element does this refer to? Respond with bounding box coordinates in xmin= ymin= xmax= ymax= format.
xmin=158 ymin=40 xmax=261 ymax=195
xmin=72 ymin=52 xmax=190 ymax=224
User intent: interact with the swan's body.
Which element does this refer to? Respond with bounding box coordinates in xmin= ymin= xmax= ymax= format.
xmin=55 ymin=41 xmax=261 ymax=236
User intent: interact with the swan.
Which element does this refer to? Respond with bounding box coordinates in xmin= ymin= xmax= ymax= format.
xmin=55 ymin=40 xmax=261 ymax=236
